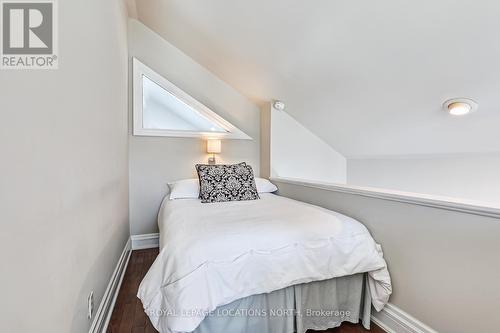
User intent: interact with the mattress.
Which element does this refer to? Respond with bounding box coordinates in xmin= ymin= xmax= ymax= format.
xmin=138 ymin=193 xmax=392 ymax=333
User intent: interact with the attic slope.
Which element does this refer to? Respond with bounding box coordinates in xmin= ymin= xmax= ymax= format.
xmin=134 ymin=0 xmax=500 ymax=157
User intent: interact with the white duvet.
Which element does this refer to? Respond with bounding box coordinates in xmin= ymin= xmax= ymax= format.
xmin=138 ymin=193 xmax=392 ymax=333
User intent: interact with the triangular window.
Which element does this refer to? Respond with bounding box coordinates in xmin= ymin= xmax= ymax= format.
xmin=133 ymin=58 xmax=251 ymax=139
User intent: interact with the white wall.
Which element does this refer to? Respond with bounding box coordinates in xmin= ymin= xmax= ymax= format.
xmin=261 ymin=104 xmax=347 ymax=183
xmin=0 ymin=0 xmax=129 ymax=332
xmin=348 ymin=153 xmax=500 ymax=206
xmin=128 ymin=19 xmax=261 ymax=235
xmin=274 ymin=179 xmax=500 ymax=333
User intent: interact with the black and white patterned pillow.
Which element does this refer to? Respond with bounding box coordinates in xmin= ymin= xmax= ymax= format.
xmin=195 ymin=163 xmax=260 ymax=203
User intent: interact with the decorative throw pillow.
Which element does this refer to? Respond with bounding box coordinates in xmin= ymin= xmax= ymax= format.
xmin=195 ymin=163 xmax=260 ymax=203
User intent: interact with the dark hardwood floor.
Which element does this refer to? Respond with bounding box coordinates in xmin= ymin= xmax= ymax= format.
xmin=107 ymin=249 xmax=384 ymax=333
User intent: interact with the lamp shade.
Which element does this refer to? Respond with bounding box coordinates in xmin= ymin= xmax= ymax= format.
xmin=207 ymin=139 xmax=221 ymax=154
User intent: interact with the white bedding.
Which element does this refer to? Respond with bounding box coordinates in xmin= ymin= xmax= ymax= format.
xmin=138 ymin=193 xmax=392 ymax=333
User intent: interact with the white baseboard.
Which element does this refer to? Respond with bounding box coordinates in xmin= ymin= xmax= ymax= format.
xmin=372 ymin=303 xmax=438 ymax=333
xmin=89 ymin=238 xmax=132 ymax=333
xmin=88 ymin=233 xmax=158 ymax=332
xmin=131 ymin=233 xmax=159 ymax=250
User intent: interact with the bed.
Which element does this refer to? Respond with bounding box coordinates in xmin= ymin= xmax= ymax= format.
xmin=137 ymin=192 xmax=392 ymax=333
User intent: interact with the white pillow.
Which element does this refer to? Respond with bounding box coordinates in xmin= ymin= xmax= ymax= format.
xmin=168 ymin=179 xmax=199 ymax=200
xmin=168 ymin=177 xmax=278 ymax=200
xmin=255 ymin=177 xmax=278 ymax=193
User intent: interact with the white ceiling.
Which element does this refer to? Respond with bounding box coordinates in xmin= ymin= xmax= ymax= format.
xmin=134 ymin=0 xmax=500 ymax=157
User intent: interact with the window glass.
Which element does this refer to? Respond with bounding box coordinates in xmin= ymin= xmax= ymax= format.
xmin=142 ymin=75 xmax=227 ymax=133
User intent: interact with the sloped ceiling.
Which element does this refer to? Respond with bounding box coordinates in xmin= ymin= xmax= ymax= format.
xmin=133 ymin=0 xmax=500 ymax=157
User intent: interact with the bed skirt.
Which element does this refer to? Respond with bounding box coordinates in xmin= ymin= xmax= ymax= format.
xmin=191 ymin=273 xmax=371 ymax=333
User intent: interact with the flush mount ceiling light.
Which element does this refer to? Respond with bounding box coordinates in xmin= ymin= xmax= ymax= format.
xmin=272 ymin=100 xmax=286 ymax=111
xmin=443 ymin=98 xmax=478 ymax=116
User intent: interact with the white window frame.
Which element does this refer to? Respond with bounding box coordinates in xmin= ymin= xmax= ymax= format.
xmin=132 ymin=57 xmax=252 ymax=139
